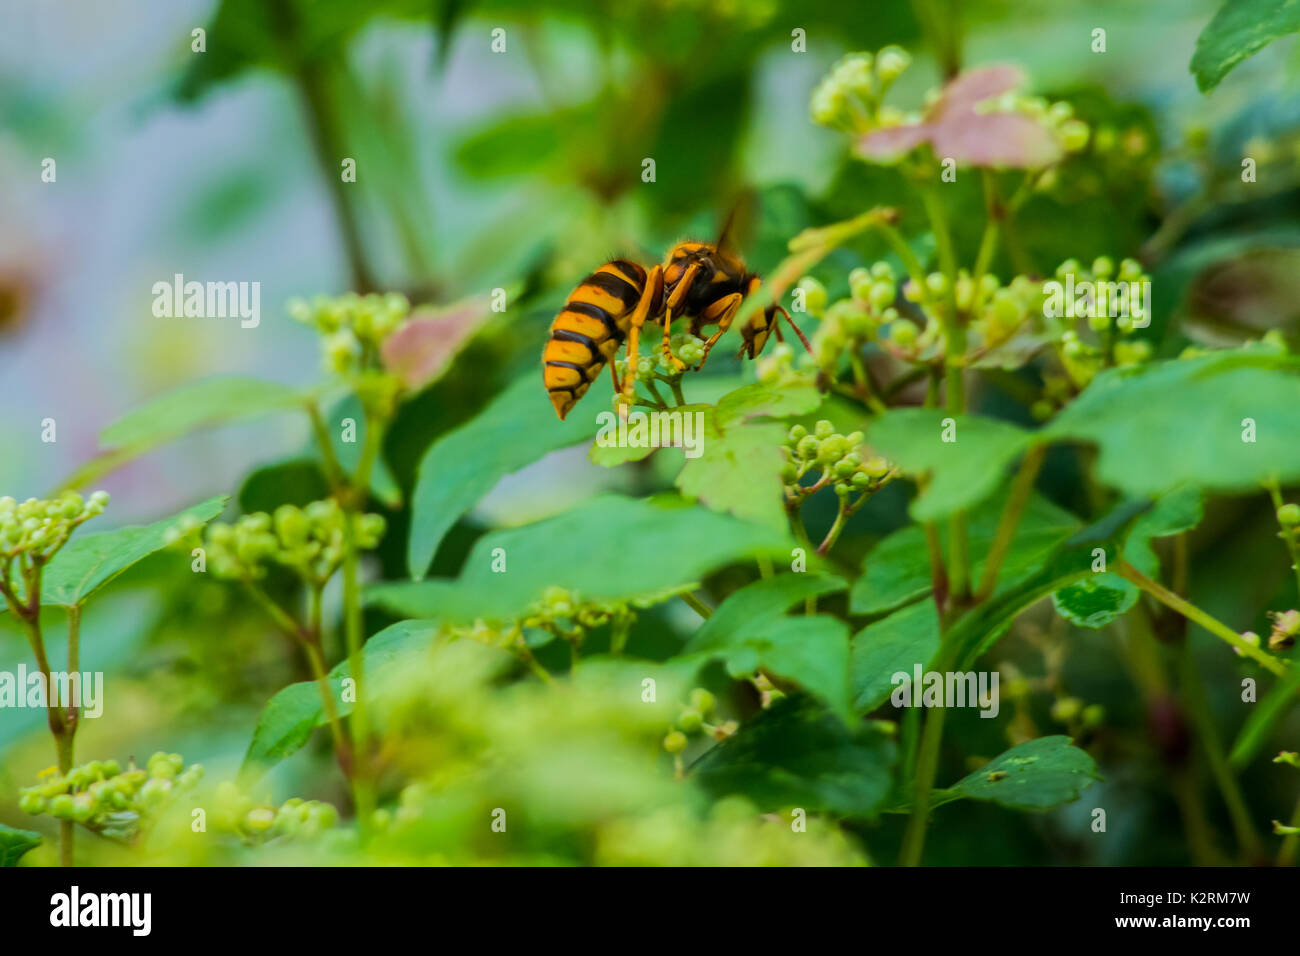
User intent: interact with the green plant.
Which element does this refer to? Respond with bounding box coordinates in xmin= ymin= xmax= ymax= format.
xmin=6 ymin=3 xmax=1300 ymax=871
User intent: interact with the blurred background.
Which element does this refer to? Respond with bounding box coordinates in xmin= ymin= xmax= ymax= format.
xmin=3 ymin=0 xmax=1300 ymax=864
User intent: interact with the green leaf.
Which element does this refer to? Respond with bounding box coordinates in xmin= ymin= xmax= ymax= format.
xmin=945 ymin=500 xmax=1154 ymax=669
xmin=1191 ymin=0 xmax=1300 ymax=92
xmin=865 ymin=409 xmax=1033 ymax=521
xmin=1052 ymin=576 xmax=1137 ymax=629
xmin=1229 ymin=661 xmax=1300 ymax=769
xmin=377 ymin=494 xmax=794 ymax=626
xmin=714 ymin=380 xmax=823 ymax=426
xmin=693 ymin=696 xmax=897 ymax=816
xmin=683 ymin=572 xmax=846 ymax=655
xmin=1051 ymin=485 xmax=1202 ymax=629
xmin=850 ymin=491 xmax=1080 ymax=614
xmin=1045 ymin=351 xmax=1300 ymax=497
xmin=588 ymin=404 xmax=712 ymax=468
xmin=851 ymin=598 xmax=941 ymax=714
xmin=32 ymin=496 xmax=228 ymax=611
xmin=942 ymin=736 xmax=1101 ymax=811
xmin=101 ymin=377 xmax=305 ymax=450
xmin=676 ymin=420 xmax=788 ymax=531
xmin=241 ymin=619 xmax=439 ymax=778
xmin=688 ymin=615 xmax=854 ymax=724
xmin=408 ymin=376 xmax=599 ymax=579
xmin=0 ymin=823 xmax=41 ymax=866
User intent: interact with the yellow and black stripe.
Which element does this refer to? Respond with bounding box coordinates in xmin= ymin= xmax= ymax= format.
xmin=544 ymin=259 xmax=650 ymax=420
xmin=737 ymin=274 xmax=779 ymax=358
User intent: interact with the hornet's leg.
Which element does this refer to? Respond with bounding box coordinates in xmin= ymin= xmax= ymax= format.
xmin=621 ymin=265 xmax=664 ymax=408
xmin=665 ymin=262 xmax=701 ymax=314
xmin=694 ymin=293 xmax=744 ymax=370
xmin=661 ymin=307 xmax=685 ymax=371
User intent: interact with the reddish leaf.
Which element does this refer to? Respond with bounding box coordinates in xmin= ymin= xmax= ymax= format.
xmin=381 ymin=300 xmax=491 ymax=390
xmin=930 ymin=112 xmax=1062 ymax=168
xmin=856 ymin=64 xmax=1060 ymax=169
xmin=928 ymin=65 xmax=1023 ymax=120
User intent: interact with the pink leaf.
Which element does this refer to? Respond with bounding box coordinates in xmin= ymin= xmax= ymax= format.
xmin=928 ymin=65 xmax=1024 ymax=121
xmin=930 ymin=112 xmax=1063 ymax=169
xmin=381 ymin=300 xmax=491 ymax=391
xmin=857 ymin=123 xmax=934 ymax=160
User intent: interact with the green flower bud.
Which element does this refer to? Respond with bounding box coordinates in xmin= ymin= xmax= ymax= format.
xmin=813 ymin=420 xmax=834 ymax=440
xmin=663 ymin=731 xmax=688 ymax=754
xmin=690 ymin=688 xmax=716 ymax=715
xmin=796 ymin=435 xmax=820 ymax=460
xmin=18 ymin=791 xmax=45 ymax=814
xmin=876 ymin=45 xmax=911 ymax=83
xmin=1059 ymin=119 xmax=1090 ymax=152
xmin=1030 ymin=399 xmax=1055 ymax=422
xmin=1055 ymin=258 xmax=1081 ymax=280
xmin=889 ymin=321 xmax=917 ymax=348
xmin=1091 ymin=256 xmax=1114 ymax=279
xmin=861 ymin=456 xmax=889 ymax=479
xmin=1047 ymin=101 xmax=1074 ymax=125
xmin=245 ymin=807 xmax=276 ymax=833
xmin=677 ymin=708 xmax=703 ymax=733
xmin=795 ymin=277 xmax=828 ymax=317
xmin=1278 ymin=504 xmax=1300 ymax=527
xmin=868 ymin=280 xmax=896 ymax=311
xmin=1050 ymin=696 xmax=1083 ymax=723
xmin=50 ymin=794 xmax=76 ymax=819
xmin=847 ymin=267 xmax=871 ymax=300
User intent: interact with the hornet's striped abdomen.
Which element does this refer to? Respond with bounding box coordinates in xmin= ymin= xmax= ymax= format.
xmin=544 ymin=259 xmax=651 ymax=420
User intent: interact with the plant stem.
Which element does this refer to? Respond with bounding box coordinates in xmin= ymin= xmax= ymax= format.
xmin=1179 ymin=640 xmax=1262 ymax=859
xmin=340 ymin=450 xmax=378 ymax=830
xmin=900 ymin=680 xmax=948 ymax=866
xmin=267 ymin=0 xmax=375 ymax=292
xmin=1280 ymin=797 xmax=1300 ymax=866
xmin=680 ymin=591 xmax=712 ymax=620
xmin=874 ymin=221 xmax=928 ymax=292
xmin=848 ymin=350 xmax=887 ymax=414
xmin=923 ymin=521 xmax=949 ymax=613
xmin=817 ymin=497 xmax=849 ymax=556
xmin=308 ymin=403 xmax=348 ymax=491
xmin=972 ymin=170 xmax=1003 ymax=284
xmin=1263 ymin=479 xmax=1300 ymax=599
xmin=5 ymin=562 xmax=76 ymax=865
xmin=975 ymin=445 xmax=1045 ymax=601
xmin=1116 ymin=561 xmax=1288 ymax=677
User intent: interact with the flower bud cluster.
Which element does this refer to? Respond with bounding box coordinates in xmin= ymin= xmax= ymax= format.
xmin=19 ymin=753 xmax=202 ymax=840
xmin=810 ymin=47 xmax=913 ymax=134
xmin=662 ymin=688 xmax=736 ymax=754
xmin=289 ymin=292 xmax=410 ymax=376
xmin=213 ymin=781 xmax=339 ymax=844
xmin=0 ymin=491 xmax=108 ymax=563
xmin=782 ymin=421 xmax=893 ymax=502
xmin=199 ymin=500 xmax=385 ymax=586
xmin=1048 ymin=256 xmax=1154 ymax=388
xmin=979 ymin=93 xmax=1092 ymax=155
